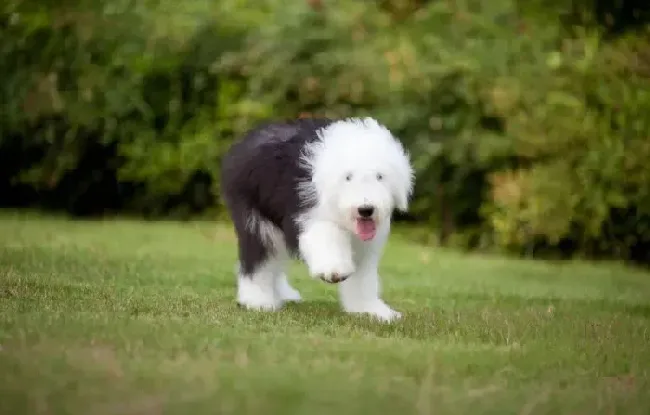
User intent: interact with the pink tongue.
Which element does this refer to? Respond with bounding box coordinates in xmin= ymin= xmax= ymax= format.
xmin=356 ymin=219 xmax=377 ymax=241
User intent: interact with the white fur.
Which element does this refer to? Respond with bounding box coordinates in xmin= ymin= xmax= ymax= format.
xmin=245 ymin=210 xmax=286 ymax=254
xmin=297 ymin=220 xmax=355 ymax=282
xmin=238 ymin=216 xmax=302 ymax=308
xmin=298 ymin=118 xmax=414 ymax=224
xmin=239 ymin=117 xmax=414 ymax=323
xmin=298 ymin=118 xmax=413 ymax=322
xmin=236 ymin=265 xmax=303 ymax=310
xmin=338 ymin=220 xmax=402 ymax=321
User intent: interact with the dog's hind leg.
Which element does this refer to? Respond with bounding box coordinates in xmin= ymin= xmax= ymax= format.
xmin=235 ymin=209 xmax=302 ymax=310
xmin=231 ymin=210 xmax=282 ymax=311
xmin=235 ymin=248 xmax=282 ymax=311
xmin=274 ymin=269 xmax=302 ymax=303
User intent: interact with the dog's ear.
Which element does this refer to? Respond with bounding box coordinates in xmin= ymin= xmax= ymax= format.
xmin=391 ymin=154 xmax=414 ymax=212
xmin=393 ymin=181 xmax=412 ymax=212
xmin=394 ymin=189 xmax=410 ymax=212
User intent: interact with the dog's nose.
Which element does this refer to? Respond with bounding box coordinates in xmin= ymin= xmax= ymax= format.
xmin=357 ymin=206 xmax=375 ymax=218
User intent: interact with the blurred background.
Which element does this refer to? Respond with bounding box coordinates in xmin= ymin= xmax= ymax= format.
xmin=1 ymin=0 xmax=649 ymax=265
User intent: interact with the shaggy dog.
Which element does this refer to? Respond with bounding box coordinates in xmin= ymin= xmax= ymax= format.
xmin=220 ymin=117 xmax=414 ymax=322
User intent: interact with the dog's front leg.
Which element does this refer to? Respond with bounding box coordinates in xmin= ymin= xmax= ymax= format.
xmin=298 ymin=220 xmax=355 ymax=283
xmin=338 ymin=251 xmax=402 ymax=323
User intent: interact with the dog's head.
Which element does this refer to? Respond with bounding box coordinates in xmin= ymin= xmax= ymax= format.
xmin=303 ymin=118 xmax=414 ymax=241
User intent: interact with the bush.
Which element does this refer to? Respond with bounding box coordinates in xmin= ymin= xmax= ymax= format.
xmin=482 ymin=29 xmax=650 ymax=261
xmin=0 ymin=0 xmax=271 ymax=217
xmin=2 ymin=0 xmax=650 ymax=263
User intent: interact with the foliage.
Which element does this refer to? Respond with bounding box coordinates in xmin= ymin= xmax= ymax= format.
xmin=0 ymin=0 xmax=265 ymax=216
xmin=1 ymin=0 xmax=650 ymax=263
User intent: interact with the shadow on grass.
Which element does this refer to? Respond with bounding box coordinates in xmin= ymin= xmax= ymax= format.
xmin=6 ymin=275 xmax=650 ymax=321
xmin=278 ymin=296 xmax=650 ymax=342
xmin=280 ymin=299 xmax=440 ymax=340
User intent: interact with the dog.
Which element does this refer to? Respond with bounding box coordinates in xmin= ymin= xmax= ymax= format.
xmin=220 ymin=117 xmax=414 ymax=322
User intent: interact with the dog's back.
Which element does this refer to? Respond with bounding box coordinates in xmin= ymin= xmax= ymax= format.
xmin=220 ymin=118 xmax=336 ymax=253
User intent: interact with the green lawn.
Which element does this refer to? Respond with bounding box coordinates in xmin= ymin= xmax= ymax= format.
xmin=1 ymin=211 xmax=649 ymax=415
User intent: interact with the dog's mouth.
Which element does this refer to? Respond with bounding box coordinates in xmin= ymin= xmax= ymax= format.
xmin=355 ymin=218 xmax=377 ymax=241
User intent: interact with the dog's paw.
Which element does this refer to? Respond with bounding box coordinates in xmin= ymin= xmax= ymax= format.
xmin=236 ymin=299 xmax=281 ymax=311
xmin=275 ymin=279 xmax=302 ymax=302
xmin=237 ymin=279 xmax=282 ymax=311
xmin=308 ymin=257 xmax=355 ymax=284
xmin=316 ymin=271 xmax=351 ymax=284
xmin=236 ymin=295 xmax=282 ymax=311
xmin=346 ymin=300 xmax=402 ymax=323
xmin=371 ymin=306 xmax=402 ymax=323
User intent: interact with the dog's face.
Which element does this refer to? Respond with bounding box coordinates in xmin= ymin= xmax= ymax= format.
xmin=334 ymin=167 xmax=399 ymax=241
xmin=305 ymin=118 xmax=414 ymax=242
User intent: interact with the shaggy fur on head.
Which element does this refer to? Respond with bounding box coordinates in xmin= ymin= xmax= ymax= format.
xmin=220 ymin=117 xmax=414 ymax=322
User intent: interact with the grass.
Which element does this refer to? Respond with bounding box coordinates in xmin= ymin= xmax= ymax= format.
xmin=1 ymin=211 xmax=649 ymax=415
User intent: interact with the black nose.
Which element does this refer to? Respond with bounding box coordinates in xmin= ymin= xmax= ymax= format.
xmin=357 ymin=206 xmax=374 ymax=218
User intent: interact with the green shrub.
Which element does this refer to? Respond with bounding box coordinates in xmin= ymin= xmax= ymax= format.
xmin=0 ymin=0 xmax=271 ymax=217
xmin=1 ymin=0 xmax=650 ymax=263
xmin=481 ymin=28 xmax=650 ymax=260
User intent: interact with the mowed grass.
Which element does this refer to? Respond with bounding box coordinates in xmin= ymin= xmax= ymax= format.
xmin=1 ymin=212 xmax=649 ymax=415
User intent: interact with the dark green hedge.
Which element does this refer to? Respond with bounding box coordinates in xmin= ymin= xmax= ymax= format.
xmin=2 ymin=0 xmax=650 ymax=263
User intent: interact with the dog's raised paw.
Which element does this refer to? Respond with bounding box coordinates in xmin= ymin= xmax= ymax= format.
xmin=308 ymin=255 xmax=355 ymax=284
xmin=317 ymin=272 xmax=351 ymax=284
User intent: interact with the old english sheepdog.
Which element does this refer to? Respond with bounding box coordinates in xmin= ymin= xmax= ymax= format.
xmin=220 ymin=117 xmax=414 ymax=322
